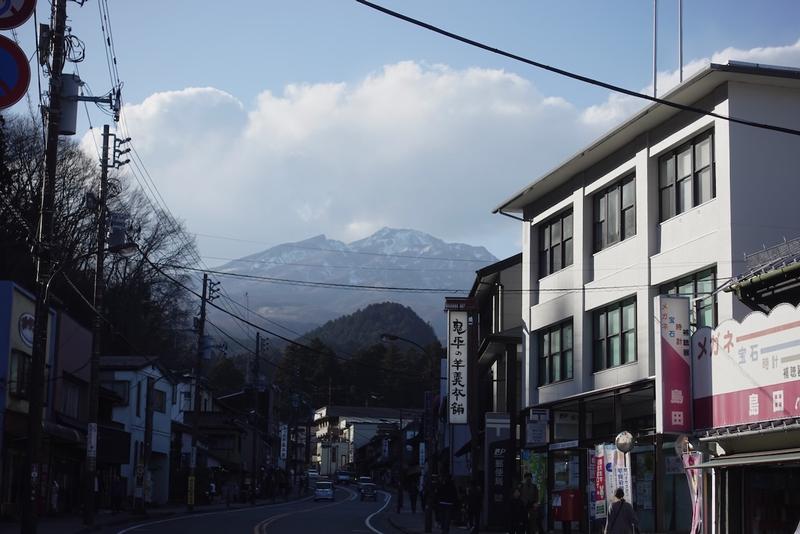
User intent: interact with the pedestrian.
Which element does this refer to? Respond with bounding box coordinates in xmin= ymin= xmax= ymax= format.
xmin=209 ymin=480 xmax=217 ymax=504
xmin=466 ymin=480 xmax=482 ymax=533
xmin=50 ymin=479 xmax=59 ymax=514
xmin=519 ymin=473 xmax=543 ymax=534
xmin=437 ymin=474 xmax=458 ymax=533
xmin=606 ymin=488 xmax=640 ymax=534
xmin=110 ymin=474 xmax=124 ymax=514
xmin=395 ymin=472 xmax=405 ymax=513
xmin=509 ymin=488 xmax=527 ymax=534
xmin=408 ymin=477 xmax=419 ymax=514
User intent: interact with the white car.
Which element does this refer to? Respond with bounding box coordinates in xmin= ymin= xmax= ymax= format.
xmin=314 ymin=480 xmax=334 ymax=502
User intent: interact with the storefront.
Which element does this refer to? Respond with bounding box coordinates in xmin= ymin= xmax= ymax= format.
xmin=523 ymin=379 xmax=694 ymax=533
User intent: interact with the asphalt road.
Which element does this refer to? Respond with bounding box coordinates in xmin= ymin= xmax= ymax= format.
xmin=106 ymin=486 xmax=394 ymax=534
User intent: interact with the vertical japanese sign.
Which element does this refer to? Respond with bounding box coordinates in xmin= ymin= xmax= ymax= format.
xmin=279 ymin=424 xmax=288 ymax=460
xmin=603 ymin=444 xmax=632 ymax=508
xmin=447 ymin=310 xmax=468 ymax=424
xmin=593 ymin=444 xmax=607 ymax=519
xmin=654 ymin=296 xmax=693 ymax=434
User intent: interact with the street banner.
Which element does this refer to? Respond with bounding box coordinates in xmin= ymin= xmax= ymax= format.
xmin=447 ymin=310 xmax=468 ymax=424
xmin=692 ymin=303 xmax=800 ymax=428
xmin=603 ymin=443 xmax=632 ymax=510
xmin=593 ymin=444 xmax=607 ymax=519
xmin=654 ymin=296 xmax=693 ymax=434
xmin=682 ymin=452 xmax=703 ymax=534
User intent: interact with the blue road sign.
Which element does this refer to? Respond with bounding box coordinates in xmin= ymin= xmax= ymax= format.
xmin=0 ymin=0 xmax=35 ymax=30
xmin=0 ymin=34 xmax=29 ymax=109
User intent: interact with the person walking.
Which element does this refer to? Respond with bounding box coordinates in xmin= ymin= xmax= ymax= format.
xmin=606 ymin=488 xmax=640 ymax=534
xmin=437 ymin=474 xmax=458 ymax=533
xmin=519 ymin=473 xmax=544 ymax=534
xmin=466 ymin=480 xmax=482 ymax=533
xmin=395 ymin=473 xmax=405 ymax=513
xmin=408 ymin=477 xmax=419 ymax=514
xmin=509 ymin=488 xmax=528 ymax=534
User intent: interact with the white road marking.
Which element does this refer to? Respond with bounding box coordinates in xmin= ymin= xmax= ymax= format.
xmin=116 ymin=496 xmax=314 ymax=533
xmin=364 ymin=491 xmax=391 ymax=534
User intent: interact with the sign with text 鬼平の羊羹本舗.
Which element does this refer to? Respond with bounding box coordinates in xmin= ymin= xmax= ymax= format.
xmin=654 ymin=296 xmax=693 ymax=434
xmin=692 ymin=302 xmax=800 ymax=428
xmin=447 ymin=310 xmax=468 ymax=424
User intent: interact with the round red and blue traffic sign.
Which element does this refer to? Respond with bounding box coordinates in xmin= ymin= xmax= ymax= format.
xmin=0 ymin=34 xmax=30 ymax=109
xmin=0 ymin=0 xmax=36 ymax=30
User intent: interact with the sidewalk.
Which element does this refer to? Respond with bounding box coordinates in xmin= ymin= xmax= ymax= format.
xmin=0 ymin=494 xmax=308 ymax=534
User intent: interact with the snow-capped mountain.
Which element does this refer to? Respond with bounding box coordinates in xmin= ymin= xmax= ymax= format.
xmin=209 ymin=228 xmax=497 ymax=341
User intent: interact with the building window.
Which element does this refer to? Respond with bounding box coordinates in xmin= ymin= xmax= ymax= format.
xmin=539 ymin=210 xmax=573 ymax=277
xmin=594 ymin=175 xmax=635 ymax=251
xmin=103 ymin=380 xmax=130 ymax=405
xmin=153 ymin=389 xmax=167 ymax=413
xmin=60 ymin=378 xmax=82 ymax=419
xmin=594 ymin=297 xmax=637 ymax=371
xmin=9 ymin=350 xmax=31 ymax=398
xmin=182 ymin=391 xmax=192 ymax=411
xmin=659 ymin=130 xmax=714 ymax=222
xmin=659 ymin=267 xmax=717 ymax=329
xmin=538 ymin=320 xmax=573 ymax=385
xmin=136 ymin=380 xmax=142 ymax=417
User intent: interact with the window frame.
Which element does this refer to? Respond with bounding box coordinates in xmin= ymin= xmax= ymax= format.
xmin=659 ymin=130 xmax=715 ymax=222
xmin=593 ymin=297 xmax=637 ymax=372
xmin=538 ymin=210 xmax=574 ymax=278
xmin=594 ymin=174 xmax=636 ymax=251
xmin=9 ymin=349 xmax=31 ymax=399
xmin=153 ymin=389 xmax=167 ymax=414
xmin=59 ymin=376 xmax=82 ymax=419
xmin=659 ymin=267 xmax=718 ymax=330
xmin=538 ymin=319 xmax=574 ymax=386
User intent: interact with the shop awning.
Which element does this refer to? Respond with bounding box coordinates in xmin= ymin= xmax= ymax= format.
xmin=688 ymin=448 xmax=800 ymax=469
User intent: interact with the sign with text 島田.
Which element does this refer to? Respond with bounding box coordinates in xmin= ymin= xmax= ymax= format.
xmin=692 ymin=303 xmax=800 ymax=428
xmin=447 ymin=310 xmax=468 ymax=424
xmin=654 ymin=296 xmax=693 ymax=434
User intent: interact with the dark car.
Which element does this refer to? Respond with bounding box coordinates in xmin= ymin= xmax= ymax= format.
xmin=359 ymin=482 xmax=378 ymax=501
xmin=335 ymin=470 xmax=353 ymax=485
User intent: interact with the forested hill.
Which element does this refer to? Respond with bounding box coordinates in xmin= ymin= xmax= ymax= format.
xmin=299 ymin=301 xmax=437 ymax=355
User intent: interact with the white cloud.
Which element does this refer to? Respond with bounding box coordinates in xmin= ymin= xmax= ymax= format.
xmin=96 ymin=38 xmax=800 ymax=261
xmin=582 ymin=39 xmax=800 ymax=127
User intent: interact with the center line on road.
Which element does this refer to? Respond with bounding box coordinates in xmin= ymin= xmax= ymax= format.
xmin=253 ymin=487 xmax=358 ymax=533
xmin=364 ymin=491 xmax=391 ymax=534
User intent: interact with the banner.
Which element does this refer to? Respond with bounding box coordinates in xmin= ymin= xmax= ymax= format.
xmin=593 ymin=444 xmax=607 ymax=519
xmin=447 ymin=310 xmax=468 ymax=424
xmin=682 ymin=452 xmax=703 ymax=534
xmin=654 ymin=296 xmax=693 ymax=434
xmin=603 ymin=443 xmax=632 ymax=510
xmin=692 ymin=303 xmax=800 ymax=428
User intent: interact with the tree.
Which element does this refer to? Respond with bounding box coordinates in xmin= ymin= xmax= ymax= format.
xmin=207 ymin=356 xmax=245 ymax=395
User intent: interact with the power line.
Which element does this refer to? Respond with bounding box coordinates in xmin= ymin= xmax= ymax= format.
xmin=205 ymin=255 xmax=481 ymax=273
xmin=355 ymin=0 xmax=800 ymax=138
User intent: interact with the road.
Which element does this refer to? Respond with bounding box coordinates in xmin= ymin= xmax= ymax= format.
xmin=105 ymin=486 xmax=395 ymax=534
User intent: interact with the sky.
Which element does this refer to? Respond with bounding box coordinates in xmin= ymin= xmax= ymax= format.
xmin=7 ymin=0 xmax=800 ymax=264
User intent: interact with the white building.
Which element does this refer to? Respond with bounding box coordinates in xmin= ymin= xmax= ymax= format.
xmin=494 ymin=62 xmax=800 ymax=532
xmin=100 ymin=356 xmax=175 ymax=505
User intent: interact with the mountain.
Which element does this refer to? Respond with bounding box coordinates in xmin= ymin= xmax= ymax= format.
xmin=300 ymin=302 xmax=438 ymax=355
xmin=209 ymin=227 xmax=497 ymax=341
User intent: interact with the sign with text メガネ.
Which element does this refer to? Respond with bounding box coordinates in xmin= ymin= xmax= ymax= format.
xmin=692 ymin=302 xmax=800 ymax=428
xmin=447 ymin=310 xmax=468 ymax=424
xmin=654 ymin=296 xmax=693 ymax=434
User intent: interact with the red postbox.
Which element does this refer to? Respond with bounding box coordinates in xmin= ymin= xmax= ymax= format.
xmin=552 ymin=489 xmax=582 ymax=522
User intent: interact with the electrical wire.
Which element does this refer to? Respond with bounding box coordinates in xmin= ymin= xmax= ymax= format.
xmin=355 ymin=0 xmax=800 ymax=138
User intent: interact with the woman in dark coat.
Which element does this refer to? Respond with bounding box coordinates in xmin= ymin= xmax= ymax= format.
xmin=508 ymin=488 xmax=527 ymax=534
xmin=606 ymin=488 xmax=639 ymax=534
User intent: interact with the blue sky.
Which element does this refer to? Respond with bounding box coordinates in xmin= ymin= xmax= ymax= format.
xmin=7 ymin=1 xmax=800 ymax=262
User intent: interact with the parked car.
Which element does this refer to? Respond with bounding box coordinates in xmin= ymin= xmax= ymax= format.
xmin=314 ymin=480 xmax=334 ymax=502
xmin=335 ymin=470 xmax=353 ymax=484
xmin=307 ymin=468 xmax=320 ymax=480
xmin=359 ymin=482 xmax=378 ymax=501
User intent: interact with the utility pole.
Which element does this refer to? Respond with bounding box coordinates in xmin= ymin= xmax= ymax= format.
xmin=188 ymin=273 xmax=208 ymax=511
xmin=22 ymin=0 xmax=68 ymax=531
xmin=83 ymin=124 xmax=111 ymax=525
xmin=250 ymin=332 xmax=260 ymax=505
